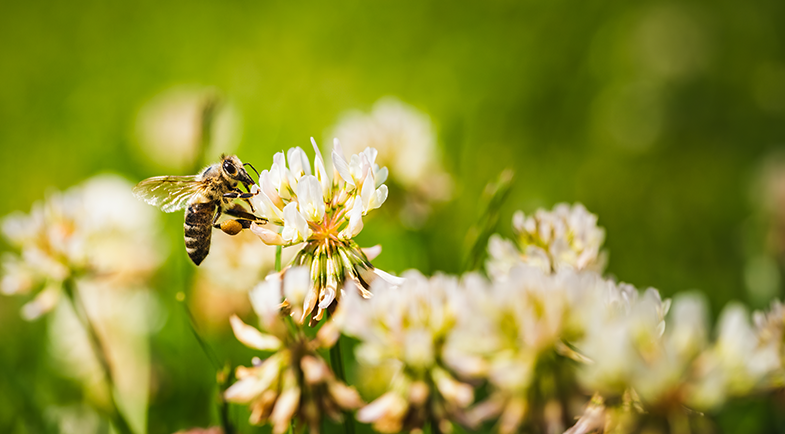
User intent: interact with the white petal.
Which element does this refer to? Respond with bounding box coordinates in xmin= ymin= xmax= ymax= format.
xmin=249 ymin=276 xmax=283 ymax=324
xmin=297 ymin=175 xmax=325 ymax=223
xmin=361 ymin=245 xmax=382 ymax=261
xmin=374 ymin=268 xmax=405 ymax=287
xmin=369 ymin=184 xmax=388 ymax=211
xmin=250 ymin=223 xmax=286 ymax=246
xmin=339 ymin=199 xmax=364 ymax=239
xmin=230 ymin=315 xmax=282 ymax=351
xmin=375 ymin=166 xmax=388 ymax=187
xmin=331 ymin=149 xmax=354 ymax=186
xmin=283 ymin=266 xmax=310 ymax=306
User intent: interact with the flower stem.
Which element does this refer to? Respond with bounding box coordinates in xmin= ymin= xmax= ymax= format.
xmin=329 ymin=337 xmax=355 ymax=434
xmin=276 ymin=245 xmax=283 ymax=272
xmin=62 ymin=278 xmax=134 ymax=434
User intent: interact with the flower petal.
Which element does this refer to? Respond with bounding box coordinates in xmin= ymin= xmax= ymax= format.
xmin=230 ymin=315 xmax=282 ymax=351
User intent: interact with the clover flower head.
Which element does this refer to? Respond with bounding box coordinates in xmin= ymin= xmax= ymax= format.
xmin=336 ymin=271 xmax=474 ymax=433
xmin=443 ymin=266 xmax=630 ymax=434
xmin=225 ymin=268 xmax=363 ymax=433
xmin=329 ymin=97 xmax=452 ymax=202
xmin=249 ymin=138 xmax=400 ymax=325
xmin=488 ymin=203 xmax=606 ymax=279
xmin=753 ymin=299 xmax=785 ymax=387
xmin=1 ymin=175 xmax=164 ymax=319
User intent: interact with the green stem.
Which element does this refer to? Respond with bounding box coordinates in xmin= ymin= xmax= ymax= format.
xmin=62 ymin=278 xmax=134 ymax=434
xmin=329 ymin=338 xmax=355 ymax=434
xmin=275 ymin=245 xmax=283 ymax=272
xmin=179 ymin=297 xmax=234 ymax=434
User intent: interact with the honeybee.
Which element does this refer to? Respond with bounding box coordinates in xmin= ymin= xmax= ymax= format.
xmin=133 ymin=155 xmax=266 ymax=265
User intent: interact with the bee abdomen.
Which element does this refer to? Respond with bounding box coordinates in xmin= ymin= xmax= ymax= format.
xmin=184 ymin=202 xmax=215 ymax=265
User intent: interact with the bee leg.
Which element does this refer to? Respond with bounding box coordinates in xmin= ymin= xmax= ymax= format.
xmin=224 ymin=187 xmax=258 ymax=212
xmin=211 ymin=206 xmax=223 ymax=227
xmin=223 ymin=191 xmax=255 ymax=199
xmin=224 ymin=205 xmax=268 ymax=224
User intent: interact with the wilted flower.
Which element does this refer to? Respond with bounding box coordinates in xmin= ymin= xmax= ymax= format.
xmin=487 ymin=203 xmax=606 ymax=278
xmin=329 ymin=97 xmax=452 ymax=203
xmin=1 ymin=175 xmax=164 ymax=319
xmin=336 ymin=271 xmax=474 ymax=433
xmin=248 ymin=138 xmax=401 ymax=325
xmin=225 ymin=268 xmax=363 ymax=434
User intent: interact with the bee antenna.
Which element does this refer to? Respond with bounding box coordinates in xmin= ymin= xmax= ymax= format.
xmin=243 ymin=162 xmax=260 ymax=178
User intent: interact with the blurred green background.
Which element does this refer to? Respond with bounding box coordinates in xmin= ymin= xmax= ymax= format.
xmin=2 ymin=0 xmax=785 ymax=432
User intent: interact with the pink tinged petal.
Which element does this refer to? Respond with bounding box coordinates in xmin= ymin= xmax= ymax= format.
xmin=315 ymin=319 xmax=340 ymax=348
xmin=328 ymin=381 xmax=364 ymax=409
xmin=230 ymin=315 xmax=282 ymax=351
xmin=224 ymin=377 xmax=266 ymax=403
xmin=225 ymin=358 xmax=282 ymax=403
xmin=374 ymin=268 xmax=405 ymax=286
xmin=20 ymin=285 xmax=59 ymax=320
xmin=499 ymin=397 xmax=528 ymax=434
xmin=251 ymin=223 xmax=286 ymax=246
xmin=301 ymin=286 xmax=320 ymax=324
xmin=270 ymin=385 xmax=301 ymax=434
xmin=356 ymin=392 xmax=408 ymax=424
xmin=270 ymin=368 xmax=300 ymax=433
xmin=408 ymin=381 xmax=430 ymax=406
xmin=300 ymin=355 xmax=330 ymax=385
xmin=361 ymin=245 xmax=382 ymax=261
xmin=433 ymin=368 xmax=473 ymax=407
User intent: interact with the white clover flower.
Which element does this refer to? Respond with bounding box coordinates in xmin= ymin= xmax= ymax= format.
xmin=753 ymin=300 xmax=785 ymax=387
xmin=1 ymin=175 xmax=165 ymax=319
xmin=225 ymin=269 xmax=363 ymax=433
xmin=329 ymin=97 xmax=451 ymax=199
xmin=570 ymin=289 xmax=783 ymax=431
xmin=248 ymin=138 xmax=400 ymax=326
xmin=442 ymin=266 xmax=624 ymax=434
xmin=488 ymin=203 xmax=607 ymax=279
xmin=686 ymin=303 xmax=781 ymax=410
xmin=0 ymin=175 xmax=165 ymax=432
xmin=336 ymin=271 xmax=474 ymax=433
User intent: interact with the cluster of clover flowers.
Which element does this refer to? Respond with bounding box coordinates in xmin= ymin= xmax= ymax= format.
xmin=4 ymin=140 xmax=785 ymax=434
xmin=223 ymin=142 xmax=785 ymax=434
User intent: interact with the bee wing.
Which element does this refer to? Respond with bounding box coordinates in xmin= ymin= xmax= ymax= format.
xmin=132 ymin=175 xmax=204 ymax=213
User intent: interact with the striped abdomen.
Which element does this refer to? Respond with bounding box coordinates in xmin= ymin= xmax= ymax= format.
xmin=184 ymin=201 xmax=217 ymax=265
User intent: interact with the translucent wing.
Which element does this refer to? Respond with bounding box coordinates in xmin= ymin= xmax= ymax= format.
xmin=132 ymin=175 xmax=204 ymax=213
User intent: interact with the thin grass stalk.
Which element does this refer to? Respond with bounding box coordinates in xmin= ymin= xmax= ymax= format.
xmin=62 ymin=278 xmax=134 ymax=434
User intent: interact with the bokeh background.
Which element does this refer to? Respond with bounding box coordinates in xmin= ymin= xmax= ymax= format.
xmin=2 ymin=0 xmax=785 ymax=432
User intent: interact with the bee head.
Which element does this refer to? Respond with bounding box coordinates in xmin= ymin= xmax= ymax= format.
xmin=221 ymin=155 xmax=255 ymax=188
